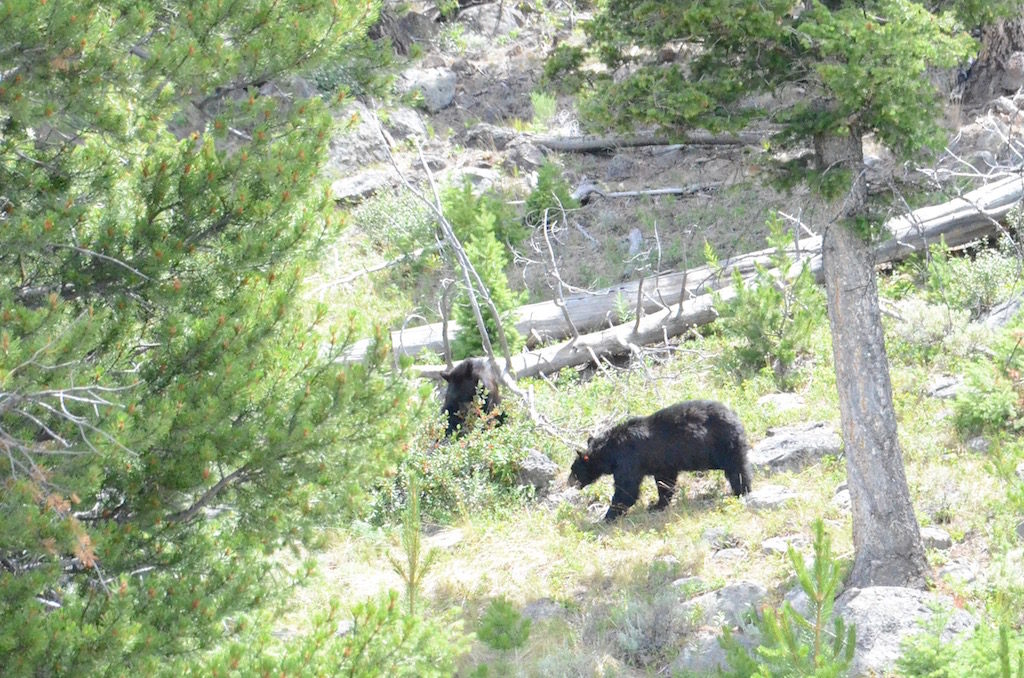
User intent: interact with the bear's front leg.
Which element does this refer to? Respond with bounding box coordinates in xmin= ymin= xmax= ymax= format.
xmin=604 ymin=476 xmax=641 ymax=522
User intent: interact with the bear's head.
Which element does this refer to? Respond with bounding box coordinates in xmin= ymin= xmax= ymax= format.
xmin=440 ymin=359 xmax=496 ymax=436
xmin=567 ymin=437 xmax=601 ymax=488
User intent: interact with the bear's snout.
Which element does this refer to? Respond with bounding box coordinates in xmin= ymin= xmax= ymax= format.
xmin=567 ymin=473 xmax=582 ymax=489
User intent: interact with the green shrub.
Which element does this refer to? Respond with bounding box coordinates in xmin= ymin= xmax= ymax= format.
xmin=371 ymin=425 xmax=531 ymax=524
xmin=442 ymin=181 xmax=526 ymax=359
xmin=953 ymin=322 xmax=1024 ymax=436
xmin=715 ymin=213 xmax=825 ymax=389
xmin=721 ymin=519 xmax=855 ymax=678
xmin=190 ymin=591 xmax=469 ymax=677
xmin=352 ymin=189 xmax=436 ymax=256
xmin=925 ymin=237 xmax=1020 ymax=318
xmin=478 ymin=597 xmax=532 ymax=651
xmin=524 ymin=160 xmax=579 ymax=228
xmin=898 ymin=616 xmax=1024 ymax=678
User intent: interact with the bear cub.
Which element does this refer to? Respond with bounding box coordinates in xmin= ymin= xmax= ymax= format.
xmin=568 ymin=400 xmax=752 ymax=522
xmin=440 ymin=357 xmax=504 ymax=437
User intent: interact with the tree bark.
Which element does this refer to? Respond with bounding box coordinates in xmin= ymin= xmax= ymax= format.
xmin=818 ymin=130 xmax=929 ymax=588
xmin=963 ymin=17 xmax=1024 ymax=106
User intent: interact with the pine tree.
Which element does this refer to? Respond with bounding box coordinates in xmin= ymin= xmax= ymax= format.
xmin=0 ymin=1 xmax=421 ymax=673
xmin=550 ymin=0 xmax=1023 ymax=587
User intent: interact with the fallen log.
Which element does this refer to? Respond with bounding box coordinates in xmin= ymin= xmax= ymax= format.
xmin=341 ymin=173 xmax=1024 ymax=366
xmin=530 ymin=130 xmax=770 ymax=153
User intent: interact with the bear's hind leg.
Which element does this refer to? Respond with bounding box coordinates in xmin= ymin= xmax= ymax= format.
xmin=650 ymin=474 xmax=677 ymax=511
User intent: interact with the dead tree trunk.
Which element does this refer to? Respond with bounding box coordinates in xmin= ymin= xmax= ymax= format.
xmin=818 ymin=129 xmax=929 ymax=589
xmin=963 ymin=16 xmax=1024 ymax=106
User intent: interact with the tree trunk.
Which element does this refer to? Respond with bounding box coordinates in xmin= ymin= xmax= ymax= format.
xmin=963 ymin=16 xmax=1024 ymax=106
xmin=818 ymin=130 xmax=929 ymax=588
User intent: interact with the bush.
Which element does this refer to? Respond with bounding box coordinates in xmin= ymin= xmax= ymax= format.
xmin=371 ymin=425 xmax=531 ymax=524
xmin=898 ymin=616 xmax=1024 ymax=678
xmin=925 ymin=237 xmax=1021 ymax=318
xmin=524 ymin=161 xmax=579 ymax=228
xmin=721 ymin=519 xmax=855 ymax=678
xmin=442 ymin=181 xmax=526 ymax=359
xmin=953 ymin=323 xmax=1024 ymax=436
xmin=715 ymin=213 xmax=825 ymax=389
xmin=478 ymin=597 xmax=532 ymax=651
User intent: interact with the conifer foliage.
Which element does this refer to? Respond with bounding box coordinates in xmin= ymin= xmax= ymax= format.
xmin=0 ymin=1 xmax=420 ymax=673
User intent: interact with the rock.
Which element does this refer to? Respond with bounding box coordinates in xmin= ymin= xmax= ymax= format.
xmin=983 ymin=294 xmax=1024 ymax=330
xmin=383 ymin=107 xmax=427 ymax=141
xmin=671 ymin=576 xmax=705 ymax=593
xmin=762 ymin=534 xmax=806 ymax=555
xmin=335 ymin=619 xmax=354 ymax=637
xmin=465 ymin=122 xmax=519 ymax=150
xmin=678 ymin=581 xmax=767 ymax=628
xmin=654 ymin=554 xmax=680 ymax=568
xmin=835 ymin=586 xmax=975 ymax=677
xmin=745 ymin=484 xmax=799 ymax=510
xmin=459 ymin=4 xmax=524 ymax=37
xmin=749 ymin=422 xmax=842 ymax=475
xmin=330 ymin=169 xmax=392 ymax=202
xmin=1017 ymin=461 xmax=1024 ymax=481
xmin=516 ymin=449 xmax=559 ymax=494
xmin=712 ymin=547 xmax=747 ymax=563
xmin=369 ymin=9 xmax=436 ymax=55
xmin=605 ymin=154 xmax=637 ymax=181
xmin=756 ymin=392 xmax=806 ymax=413
xmin=503 ymin=138 xmax=545 ymax=172
xmin=627 ymin=228 xmax=644 ymax=256
xmin=672 ymin=626 xmax=760 ymax=676
xmin=701 ymin=526 xmax=738 ymax=549
xmin=522 ymin=597 xmax=563 ymax=622
xmin=398 ymin=67 xmax=457 ymax=113
xmin=1016 ymin=520 xmax=1024 ymax=542
xmin=920 ymin=526 xmax=953 ymax=550
xmin=926 ymin=375 xmax=963 ymax=399
xmin=939 ymin=560 xmax=979 ymax=584
xmin=425 ymin=527 xmax=464 ymax=551
xmin=326 ymin=102 xmax=390 ymax=174
xmin=832 ymin=488 xmax=852 ymax=512
xmin=784 ymin=585 xmax=813 ymax=619
xmin=444 ymin=167 xmax=502 ymax=193
xmin=966 ymin=436 xmax=990 ymax=453
xmin=259 ymin=75 xmax=318 ymax=101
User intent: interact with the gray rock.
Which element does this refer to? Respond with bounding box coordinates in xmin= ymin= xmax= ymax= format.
xmin=745 ymin=484 xmax=798 ymax=510
xmin=516 ymin=449 xmax=559 ymax=494
xmin=465 ymin=122 xmax=519 ymax=150
xmin=835 ymin=586 xmax=975 ymax=677
xmin=784 ymin=586 xmax=813 ymax=619
xmin=326 ymin=102 xmax=390 ymax=174
xmin=678 ymin=581 xmax=767 ymax=628
xmin=939 ymin=560 xmax=979 ymax=584
xmin=1017 ymin=461 xmax=1024 ymax=481
xmin=503 ymin=138 xmax=545 ymax=172
xmin=701 ymin=526 xmax=738 ymax=549
xmin=671 ymin=576 xmax=706 ymax=593
xmin=654 ymin=554 xmax=680 ymax=568
xmin=522 ymin=597 xmax=563 ymax=622
xmin=605 ymin=154 xmax=637 ymax=181
xmin=672 ymin=627 xmax=760 ymax=676
xmin=712 ymin=547 xmax=747 ymax=564
xmin=756 ymin=392 xmax=806 ymax=413
xmin=1016 ymin=520 xmax=1024 ymax=542
xmin=335 ymin=619 xmax=354 ymax=637
xmin=833 ymin=488 xmax=852 ymax=512
xmin=749 ymin=422 xmax=842 ymax=475
xmin=983 ymin=294 xmax=1024 ymax=329
xmin=425 ymin=527 xmax=464 ymax=551
xmin=330 ymin=169 xmax=392 ymax=202
xmin=762 ymin=534 xmax=806 ymax=555
xmin=383 ymin=107 xmax=427 ymax=141
xmin=259 ymin=75 xmax=318 ymax=100
xmin=926 ymin=375 xmax=963 ymax=399
xmin=966 ymin=436 xmax=990 ymax=453
xmin=920 ymin=526 xmax=953 ymax=550
xmin=399 ymin=67 xmax=457 ymax=113
xmin=444 ymin=167 xmax=502 ymax=193
xmin=627 ymin=228 xmax=644 ymax=256
xmin=459 ymin=4 xmax=524 ymax=37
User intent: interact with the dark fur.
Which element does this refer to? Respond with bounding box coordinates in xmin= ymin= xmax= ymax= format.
xmin=568 ymin=400 xmax=753 ymax=522
xmin=440 ymin=358 xmax=503 ymax=436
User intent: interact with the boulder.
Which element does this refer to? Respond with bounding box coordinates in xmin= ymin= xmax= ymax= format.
xmin=745 ymin=484 xmax=799 ymax=511
xmin=516 ymin=449 xmax=559 ymax=494
xmin=398 ymin=67 xmax=457 ymax=113
xmin=835 ymin=586 xmax=975 ymax=677
xmin=749 ymin=422 xmax=842 ymax=475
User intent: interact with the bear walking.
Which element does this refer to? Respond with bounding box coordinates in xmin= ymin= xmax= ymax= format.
xmin=440 ymin=357 xmax=504 ymax=437
xmin=568 ymin=400 xmax=752 ymax=522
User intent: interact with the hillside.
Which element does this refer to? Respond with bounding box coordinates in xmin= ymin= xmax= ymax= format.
xmin=293 ymin=2 xmax=1024 ymax=676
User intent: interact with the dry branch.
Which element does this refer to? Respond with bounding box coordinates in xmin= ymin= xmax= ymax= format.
xmin=531 ymin=130 xmax=770 ymax=153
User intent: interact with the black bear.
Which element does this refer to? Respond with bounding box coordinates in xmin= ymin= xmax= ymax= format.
xmin=440 ymin=357 xmax=504 ymax=437
xmin=568 ymin=400 xmax=752 ymax=522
